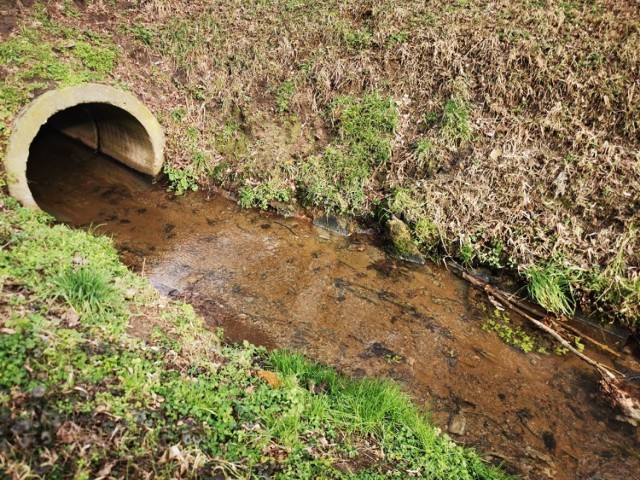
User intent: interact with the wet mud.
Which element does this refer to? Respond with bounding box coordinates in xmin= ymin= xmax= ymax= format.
xmin=28 ymin=130 xmax=640 ymax=479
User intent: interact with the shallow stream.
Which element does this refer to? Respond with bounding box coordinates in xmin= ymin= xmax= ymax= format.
xmin=28 ymin=131 xmax=640 ymax=479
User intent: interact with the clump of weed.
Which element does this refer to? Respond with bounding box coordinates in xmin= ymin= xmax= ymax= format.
xmin=53 ymin=266 xmax=117 ymax=313
xmin=414 ymin=217 xmax=440 ymax=252
xmin=298 ymin=92 xmax=397 ymax=214
xmin=459 ymin=240 xmax=477 ymax=267
xmin=330 ymin=92 xmax=398 ymax=165
xmin=71 ymin=41 xmax=118 ymax=76
xmin=238 ymin=178 xmax=292 ymax=210
xmin=163 ymin=163 xmax=200 ymax=194
xmin=341 ymin=27 xmax=374 ymax=50
xmin=411 ymin=138 xmax=440 ymax=176
xmin=275 ymin=80 xmax=295 ymax=114
xmin=482 ymin=309 xmax=543 ymax=354
xmin=525 ymin=263 xmax=581 ymax=316
xmin=442 ymin=95 xmax=472 ymax=146
xmin=299 ymin=147 xmax=369 ymax=213
xmin=164 ymin=124 xmax=213 ymax=194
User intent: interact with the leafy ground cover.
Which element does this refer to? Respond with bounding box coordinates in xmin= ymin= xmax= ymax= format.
xmin=2 ymin=1 xmax=638 ymax=329
xmin=0 ymin=190 xmax=506 ymax=478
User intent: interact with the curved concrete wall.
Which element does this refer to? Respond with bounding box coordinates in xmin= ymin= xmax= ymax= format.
xmin=5 ymin=83 xmax=164 ymax=208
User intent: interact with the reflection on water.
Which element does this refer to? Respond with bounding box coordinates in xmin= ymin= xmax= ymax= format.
xmin=29 ymin=131 xmax=640 ymax=479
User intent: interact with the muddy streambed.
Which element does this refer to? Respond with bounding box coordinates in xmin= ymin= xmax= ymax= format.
xmin=28 ymin=131 xmax=639 ymax=479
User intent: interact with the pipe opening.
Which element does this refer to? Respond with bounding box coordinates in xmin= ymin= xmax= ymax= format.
xmin=5 ymin=84 xmax=164 ymax=209
xmin=27 ymin=119 xmax=153 ymax=220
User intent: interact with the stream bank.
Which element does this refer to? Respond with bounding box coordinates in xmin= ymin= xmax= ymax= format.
xmin=27 ymin=130 xmax=640 ymax=479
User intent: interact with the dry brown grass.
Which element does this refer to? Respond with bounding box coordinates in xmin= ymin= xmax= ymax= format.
xmin=3 ymin=0 xmax=640 ymax=326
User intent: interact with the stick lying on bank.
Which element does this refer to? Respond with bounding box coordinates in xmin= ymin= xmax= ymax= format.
xmin=447 ymin=260 xmax=640 ymax=427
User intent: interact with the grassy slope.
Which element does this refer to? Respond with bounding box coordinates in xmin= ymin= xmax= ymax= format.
xmin=0 ymin=194 xmax=505 ymax=478
xmin=1 ymin=2 xmax=638 ymax=326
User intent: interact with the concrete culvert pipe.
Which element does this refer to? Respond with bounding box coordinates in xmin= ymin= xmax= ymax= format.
xmin=4 ymin=83 xmax=164 ymax=208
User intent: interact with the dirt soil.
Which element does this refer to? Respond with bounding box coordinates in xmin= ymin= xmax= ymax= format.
xmin=28 ymin=131 xmax=640 ymax=480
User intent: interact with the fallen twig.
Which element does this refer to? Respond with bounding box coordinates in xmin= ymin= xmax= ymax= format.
xmin=273 ymin=220 xmax=298 ymax=237
xmin=449 ymin=261 xmax=640 ymax=426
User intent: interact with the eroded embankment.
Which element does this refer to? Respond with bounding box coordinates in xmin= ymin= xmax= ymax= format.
xmin=26 ymin=129 xmax=640 ymax=480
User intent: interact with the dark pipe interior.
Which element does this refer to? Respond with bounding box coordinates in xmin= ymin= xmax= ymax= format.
xmin=27 ymin=106 xmax=152 ymax=218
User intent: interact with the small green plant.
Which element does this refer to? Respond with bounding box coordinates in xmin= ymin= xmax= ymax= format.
xmin=276 ymin=80 xmax=295 ymax=114
xmin=169 ymin=108 xmax=187 ymax=122
xmin=459 ymin=240 xmax=477 ymax=267
xmin=424 ymin=112 xmax=438 ymax=123
xmin=442 ymin=96 xmax=472 ymax=146
xmin=414 ymin=138 xmax=434 ymax=160
xmin=412 ymin=138 xmax=440 ymax=176
xmin=414 ymin=217 xmax=440 ymax=252
xmin=164 ymin=164 xmax=199 ymax=194
xmin=330 ymin=92 xmax=398 ymax=166
xmin=299 ymin=148 xmax=369 ymax=214
xmin=130 ymin=23 xmax=155 ymax=46
xmin=387 ymin=31 xmax=409 ymax=46
xmin=342 ymin=28 xmax=373 ymax=50
xmin=478 ymin=239 xmax=506 ymax=269
xmin=525 ymin=263 xmax=581 ymax=316
xmin=384 ymin=353 xmax=404 ymax=364
xmin=53 ymin=266 xmax=117 ymax=313
xmin=238 ymin=179 xmax=291 ymax=210
xmin=72 ymin=41 xmax=119 ymax=76
xmin=482 ymin=310 xmax=540 ymax=353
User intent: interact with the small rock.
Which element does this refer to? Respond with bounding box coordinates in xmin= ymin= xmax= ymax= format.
xmin=386 ymin=217 xmax=425 ymax=265
xmin=31 ymin=385 xmax=46 ymax=398
xmin=72 ymin=255 xmax=87 ymax=266
xmin=313 ymin=212 xmax=354 ymax=236
xmin=448 ymin=414 xmax=467 ymax=436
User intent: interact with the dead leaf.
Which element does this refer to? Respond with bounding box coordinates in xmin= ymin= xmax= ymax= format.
xmin=56 ymin=421 xmax=81 ymax=444
xmin=257 ymin=370 xmax=281 ymax=388
xmin=169 ymin=444 xmax=184 ymax=461
xmin=95 ymin=462 xmax=115 ymax=480
xmin=61 ymin=309 xmax=80 ymax=327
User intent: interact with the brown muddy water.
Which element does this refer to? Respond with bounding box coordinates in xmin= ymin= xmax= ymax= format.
xmin=28 ymin=130 xmax=640 ymax=479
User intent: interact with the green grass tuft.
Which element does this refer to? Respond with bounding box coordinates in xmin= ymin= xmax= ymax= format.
xmin=53 ymin=266 xmax=116 ymax=313
xmin=525 ymin=263 xmax=581 ymax=316
xmin=442 ymin=96 xmax=472 ymax=146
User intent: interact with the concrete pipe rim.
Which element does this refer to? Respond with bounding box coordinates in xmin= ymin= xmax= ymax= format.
xmin=4 ymin=83 xmax=165 ymax=208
